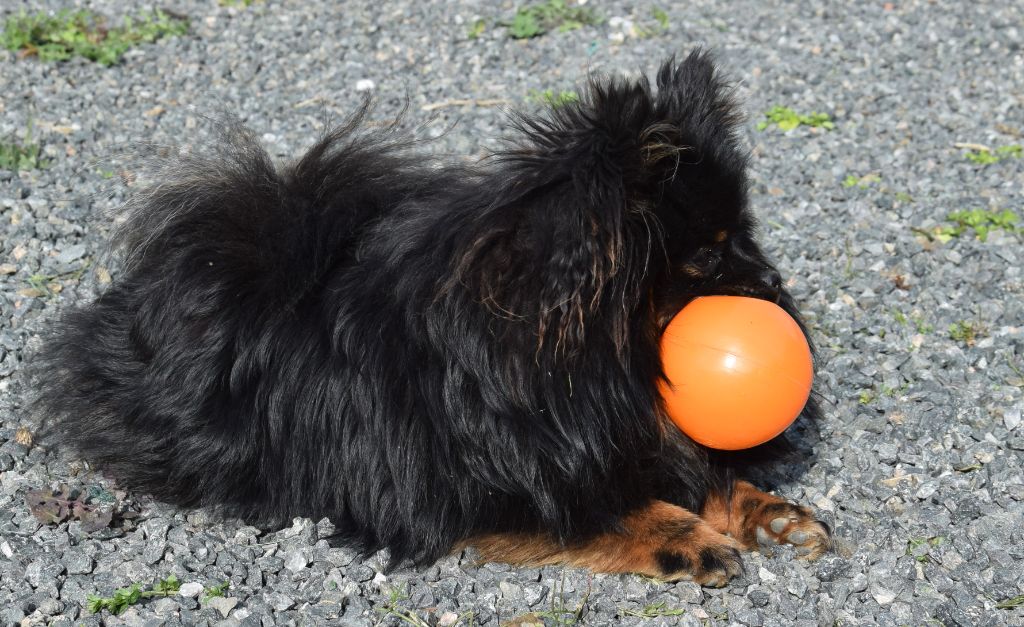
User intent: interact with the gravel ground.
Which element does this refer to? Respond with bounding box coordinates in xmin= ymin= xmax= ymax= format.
xmin=1 ymin=1 xmax=1023 ymax=625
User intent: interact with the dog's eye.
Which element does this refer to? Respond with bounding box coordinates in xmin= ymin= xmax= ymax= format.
xmin=714 ymin=230 xmax=728 ymax=243
xmin=680 ymin=246 xmax=722 ymax=277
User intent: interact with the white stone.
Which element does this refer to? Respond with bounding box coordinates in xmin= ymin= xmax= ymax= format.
xmin=284 ymin=549 xmax=309 ymax=572
xmin=870 ymin=583 xmax=897 ymax=605
xmin=356 ymin=79 xmax=376 ymax=92
xmin=438 ymin=612 xmax=460 ymax=627
xmin=179 ymin=582 xmax=204 ymax=598
xmin=1004 ymin=408 xmax=1021 ymax=431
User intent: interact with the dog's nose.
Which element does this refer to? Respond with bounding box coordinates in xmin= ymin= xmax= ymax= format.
xmin=760 ymin=269 xmax=782 ymax=292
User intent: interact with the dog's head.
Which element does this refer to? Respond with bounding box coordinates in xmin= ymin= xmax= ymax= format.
xmin=456 ymin=50 xmax=795 ymax=365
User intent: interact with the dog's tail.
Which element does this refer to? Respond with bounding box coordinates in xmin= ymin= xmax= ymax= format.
xmin=31 ymin=104 xmax=440 ymax=522
xmin=112 ymin=105 xmax=434 ymax=304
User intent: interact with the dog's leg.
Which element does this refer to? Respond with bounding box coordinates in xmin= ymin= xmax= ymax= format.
xmin=700 ymin=480 xmax=831 ymax=559
xmin=468 ymin=500 xmax=744 ymax=586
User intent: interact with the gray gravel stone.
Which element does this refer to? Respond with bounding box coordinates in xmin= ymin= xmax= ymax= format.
xmin=1 ymin=607 xmax=26 ymax=626
xmin=36 ymin=598 xmax=63 ymax=616
xmin=208 ymin=596 xmax=239 ymax=618
xmin=283 ymin=548 xmax=309 ymax=573
xmin=522 ymin=582 xmax=548 ymax=607
xmin=142 ymin=541 xmax=166 ymax=565
xmin=24 ymin=557 xmax=65 ymax=588
xmin=266 ymin=592 xmax=295 ymax=612
xmin=62 ymin=550 xmax=93 ymax=575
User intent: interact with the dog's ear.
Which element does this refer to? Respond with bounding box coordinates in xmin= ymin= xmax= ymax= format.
xmin=507 ymin=49 xmax=747 ymax=207
xmin=449 ymin=184 xmax=642 ymax=364
xmin=650 ymin=49 xmax=749 ymax=219
xmin=453 ymin=50 xmax=744 ymax=363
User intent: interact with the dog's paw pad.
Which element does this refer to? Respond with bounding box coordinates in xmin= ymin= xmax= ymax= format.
xmin=769 ymin=516 xmax=789 ymax=534
xmin=754 ymin=507 xmax=830 ymax=560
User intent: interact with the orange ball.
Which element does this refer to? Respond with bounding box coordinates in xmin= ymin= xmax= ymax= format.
xmin=659 ymin=296 xmax=813 ymax=450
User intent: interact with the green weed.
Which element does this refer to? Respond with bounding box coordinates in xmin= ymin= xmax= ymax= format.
xmin=201 ymin=581 xmax=230 ymax=603
xmin=905 ymin=536 xmax=944 ymax=563
xmin=925 ymin=225 xmax=957 ymax=242
xmin=634 ymin=7 xmax=671 ymax=38
xmin=858 ymin=389 xmax=875 ymax=405
xmin=467 ymin=18 xmax=486 ymax=39
xmin=921 ymin=208 xmax=1020 ymax=243
xmin=965 ymin=150 xmax=999 ymax=165
xmin=374 ymin=586 xmax=474 ymax=626
xmin=87 ymin=574 xmax=180 ymax=615
xmin=999 ymin=144 xmax=1024 ymax=158
xmin=945 ymin=208 xmax=1018 ymax=241
xmin=757 ymin=106 xmax=834 ymax=132
xmin=948 ymin=320 xmax=986 ymax=346
xmin=954 ymin=463 xmax=982 ymax=473
xmin=911 ymin=313 xmax=933 ymax=335
xmin=219 ymin=0 xmax=261 ymax=6
xmin=842 ymin=237 xmax=855 ymax=278
xmin=1 ymin=9 xmax=188 ymax=66
xmin=915 ymin=208 xmax=1021 ymax=243
xmin=527 ymin=89 xmax=579 ymax=109
xmin=533 ymin=572 xmax=591 ymax=625
xmin=1007 ymin=357 xmax=1024 ymax=388
xmin=964 ymin=144 xmax=1021 ymax=165
xmin=505 ymin=0 xmax=601 ymax=39
xmin=997 ymin=594 xmax=1024 ymax=609
xmin=619 ymin=601 xmax=685 ymax=619
xmin=0 ymin=121 xmax=48 ymax=171
xmin=881 ymin=383 xmax=907 ymax=398
xmin=374 ymin=587 xmax=430 ymax=627
xmin=843 ymin=173 xmax=881 ymax=189
xmin=25 ymin=265 xmax=87 ymax=298
xmin=652 ymin=8 xmax=670 ymax=30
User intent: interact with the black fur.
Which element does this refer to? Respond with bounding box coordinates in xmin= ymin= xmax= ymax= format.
xmin=36 ymin=51 xmax=819 ymax=568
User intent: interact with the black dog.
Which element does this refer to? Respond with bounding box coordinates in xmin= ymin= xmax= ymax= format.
xmin=38 ymin=50 xmax=829 ymax=586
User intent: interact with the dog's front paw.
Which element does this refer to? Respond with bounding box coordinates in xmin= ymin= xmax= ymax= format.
xmin=749 ymin=502 xmax=831 ymax=559
xmin=469 ymin=500 xmax=747 ymax=587
xmin=702 ymin=480 xmax=832 ymax=561
xmin=652 ymin=524 xmax=745 ymax=587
